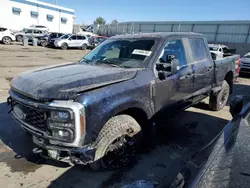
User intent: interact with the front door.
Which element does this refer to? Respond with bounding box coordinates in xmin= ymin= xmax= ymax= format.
xmin=154 ymin=38 xmax=194 ymax=113
xmin=68 ymin=35 xmax=77 ymax=47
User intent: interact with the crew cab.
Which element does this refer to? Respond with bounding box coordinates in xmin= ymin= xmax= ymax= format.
xmin=7 ymin=32 xmax=240 ymax=170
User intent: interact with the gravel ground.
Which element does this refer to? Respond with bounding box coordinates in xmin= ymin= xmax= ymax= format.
xmin=0 ymin=44 xmax=249 ymax=188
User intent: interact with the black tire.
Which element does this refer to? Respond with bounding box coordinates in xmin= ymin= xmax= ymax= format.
xmin=61 ymin=43 xmax=68 ymax=50
xmin=209 ymin=80 xmax=230 ymax=111
xmin=41 ymin=40 xmax=48 ymax=47
xmin=81 ymin=43 xmax=87 ymax=50
xmin=2 ymin=36 xmax=11 ymax=44
xmin=89 ymin=115 xmax=142 ymax=171
xmin=16 ymin=35 xmax=23 ymax=42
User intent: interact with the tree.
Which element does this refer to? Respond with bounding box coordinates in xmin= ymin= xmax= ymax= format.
xmin=94 ymin=17 xmax=106 ymax=25
xmin=111 ymin=19 xmax=118 ymax=24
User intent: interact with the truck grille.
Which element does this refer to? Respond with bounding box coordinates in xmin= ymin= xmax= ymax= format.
xmin=23 ymin=105 xmax=47 ymax=130
xmin=11 ymin=98 xmax=47 ymax=130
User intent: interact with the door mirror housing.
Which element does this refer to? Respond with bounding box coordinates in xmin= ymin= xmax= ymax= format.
xmin=156 ymin=55 xmax=179 ymax=80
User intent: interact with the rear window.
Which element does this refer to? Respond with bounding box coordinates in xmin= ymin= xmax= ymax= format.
xmin=189 ymin=38 xmax=208 ymax=61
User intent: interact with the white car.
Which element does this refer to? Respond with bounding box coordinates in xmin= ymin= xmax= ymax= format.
xmin=29 ymin=25 xmax=49 ymax=31
xmin=240 ymin=52 xmax=250 ymax=74
xmin=0 ymin=27 xmax=16 ymax=44
xmin=54 ymin=34 xmax=89 ymax=50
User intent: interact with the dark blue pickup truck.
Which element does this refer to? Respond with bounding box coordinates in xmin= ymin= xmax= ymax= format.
xmin=7 ymin=32 xmax=240 ymax=170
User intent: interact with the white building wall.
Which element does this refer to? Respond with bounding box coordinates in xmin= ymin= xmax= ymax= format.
xmin=0 ymin=0 xmax=75 ymax=33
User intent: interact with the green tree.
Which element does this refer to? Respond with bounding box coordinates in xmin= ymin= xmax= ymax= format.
xmin=111 ymin=19 xmax=118 ymax=24
xmin=94 ymin=17 xmax=106 ymax=25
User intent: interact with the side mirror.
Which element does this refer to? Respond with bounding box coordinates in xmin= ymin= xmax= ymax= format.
xmin=69 ymin=38 xmax=72 ymax=41
xmin=230 ymin=96 xmax=244 ymax=117
xmin=156 ymin=55 xmax=179 ymax=80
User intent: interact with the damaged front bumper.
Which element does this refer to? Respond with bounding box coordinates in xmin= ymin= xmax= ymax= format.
xmin=32 ymin=135 xmax=96 ymax=165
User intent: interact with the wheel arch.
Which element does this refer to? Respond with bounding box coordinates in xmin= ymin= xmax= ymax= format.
xmin=224 ymin=71 xmax=233 ymax=94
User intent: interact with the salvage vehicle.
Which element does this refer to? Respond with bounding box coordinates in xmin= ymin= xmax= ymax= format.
xmin=240 ymin=52 xmax=250 ymax=74
xmin=0 ymin=27 xmax=15 ymax=44
xmin=8 ymin=32 xmax=240 ymax=170
xmin=88 ymin=36 xmax=108 ymax=49
xmin=53 ymin=34 xmax=89 ymax=50
xmin=37 ymin=32 xmax=64 ymax=47
xmin=209 ymin=44 xmax=236 ymax=60
xmin=15 ymin=28 xmax=48 ymax=42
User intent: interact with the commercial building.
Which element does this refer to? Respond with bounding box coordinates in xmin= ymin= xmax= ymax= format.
xmin=0 ymin=0 xmax=75 ymax=33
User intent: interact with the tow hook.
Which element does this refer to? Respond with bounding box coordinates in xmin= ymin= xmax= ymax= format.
xmin=33 ymin=147 xmax=43 ymax=154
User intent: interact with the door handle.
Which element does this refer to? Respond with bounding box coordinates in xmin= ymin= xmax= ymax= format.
xmin=180 ymin=74 xmax=193 ymax=80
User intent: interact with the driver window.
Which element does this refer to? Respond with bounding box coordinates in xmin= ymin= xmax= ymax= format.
xmin=102 ymin=44 xmax=121 ymax=59
xmin=160 ymin=39 xmax=187 ymax=67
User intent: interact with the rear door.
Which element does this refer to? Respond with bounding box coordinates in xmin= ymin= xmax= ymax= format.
xmin=189 ymin=38 xmax=214 ymax=98
xmin=76 ymin=35 xmax=84 ymax=46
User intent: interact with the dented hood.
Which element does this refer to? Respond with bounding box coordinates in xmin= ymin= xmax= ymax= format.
xmin=11 ymin=63 xmax=137 ymax=101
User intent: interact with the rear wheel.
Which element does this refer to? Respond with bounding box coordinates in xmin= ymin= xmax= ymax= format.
xmin=61 ymin=43 xmax=68 ymax=50
xmin=89 ymin=115 xmax=142 ymax=171
xmin=2 ymin=36 xmax=11 ymax=44
xmin=209 ymin=80 xmax=230 ymax=111
xmin=16 ymin=35 xmax=23 ymax=42
xmin=81 ymin=43 xmax=87 ymax=50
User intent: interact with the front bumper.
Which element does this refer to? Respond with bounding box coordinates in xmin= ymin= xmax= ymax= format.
xmin=7 ymin=90 xmax=93 ymax=164
xmin=32 ymin=135 xmax=96 ymax=165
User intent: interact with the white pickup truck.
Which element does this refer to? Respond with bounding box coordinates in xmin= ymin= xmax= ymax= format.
xmin=209 ymin=44 xmax=236 ymax=60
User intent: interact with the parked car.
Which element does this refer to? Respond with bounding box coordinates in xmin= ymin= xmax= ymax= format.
xmin=240 ymin=52 xmax=250 ymax=74
xmin=77 ymin=27 xmax=96 ymax=37
xmin=53 ymin=34 xmax=89 ymax=50
xmin=15 ymin=28 xmax=48 ymax=42
xmin=181 ymin=96 xmax=250 ymax=188
xmin=89 ymin=36 xmax=108 ymax=49
xmin=209 ymin=44 xmax=236 ymax=60
xmin=29 ymin=25 xmax=49 ymax=31
xmin=0 ymin=27 xmax=15 ymax=44
xmin=8 ymin=32 xmax=240 ymax=171
xmin=37 ymin=32 xmax=64 ymax=47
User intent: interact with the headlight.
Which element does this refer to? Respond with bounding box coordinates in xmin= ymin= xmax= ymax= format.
xmin=50 ymin=111 xmax=71 ymax=121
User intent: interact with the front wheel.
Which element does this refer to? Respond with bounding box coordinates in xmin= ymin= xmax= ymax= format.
xmin=61 ymin=43 xmax=68 ymax=50
xmin=2 ymin=36 xmax=11 ymax=44
xmin=209 ymin=80 xmax=230 ymax=111
xmin=89 ymin=115 xmax=142 ymax=171
xmin=16 ymin=35 xmax=23 ymax=42
xmin=41 ymin=40 xmax=48 ymax=47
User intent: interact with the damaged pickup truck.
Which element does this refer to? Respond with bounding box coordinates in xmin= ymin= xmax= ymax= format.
xmin=8 ymin=32 xmax=240 ymax=170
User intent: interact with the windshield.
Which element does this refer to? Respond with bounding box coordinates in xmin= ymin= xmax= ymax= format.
xmin=244 ymin=52 xmax=250 ymax=58
xmin=79 ymin=39 xmax=155 ymax=68
xmin=60 ymin=34 xmax=70 ymax=39
xmin=209 ymin=47 xmax=218 ymax=51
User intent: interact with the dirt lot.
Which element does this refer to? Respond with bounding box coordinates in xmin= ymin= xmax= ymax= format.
xmin=0 ymin=44 xmax=250 ymax=188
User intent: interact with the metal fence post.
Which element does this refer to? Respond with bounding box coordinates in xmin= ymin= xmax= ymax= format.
xmin=171 ymin=24 xmax=174 ymax=32
xmin=139 ymin=24 xmax=141 ymax=32
xmin=191 ymin=24 xmax=194 ymax=32
xmin=245 ymin=24 xmax=250 ymax=43
xmin=153 ymin=24 xmax=156 ymax=32
xmin=214 ymin=24 xmax=220 ymax=42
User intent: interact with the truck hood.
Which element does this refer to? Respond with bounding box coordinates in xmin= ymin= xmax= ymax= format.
xmin=10 ymin=63 xmax=137 ymax=101
xmin=241 ymin=57 xmax=250 ymax=63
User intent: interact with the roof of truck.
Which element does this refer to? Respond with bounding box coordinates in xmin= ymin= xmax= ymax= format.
xmin=110 ymin=32 xmax=203 ymax=39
